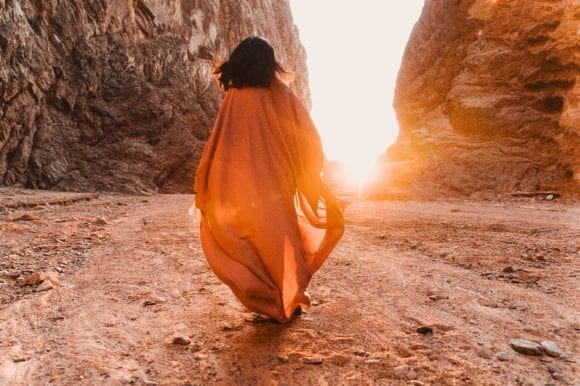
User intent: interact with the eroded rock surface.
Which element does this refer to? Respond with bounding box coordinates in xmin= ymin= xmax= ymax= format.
xmin=0 ymin=0 xmax=308 ymax=193
xmin=383 ymin=0 xmax=579 ymax=199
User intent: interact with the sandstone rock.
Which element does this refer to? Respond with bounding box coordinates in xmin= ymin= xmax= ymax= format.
xmin=143 ymin=296 xmax=167 ymax=306
xmin=2 ymin=271 xmax=21 ymax=279
xmin=93 ymin=217 xmax=107 ymax=226
xmin=0 ymin=1 xmax=308 ymax=193
xmin=428 ymin=294 xmax=449 ymax=301
xmin=541 ymin=340 xmax=565 ymax=358
xmin=171 ymin=336 xmax=191 ymax=346
xmin=43 ymin=272 xmax=60 ymax=286
xmin=547 ymin=364 xmax=563 ymax=374
xmin=15 ymin=272 xmax=43 ymax=287
xmin=551 ymin=373 xmax=574 ymax=385
xmin=353 ymin=350 xmax=368 ymax=357
xmin=496 ymin=351 xmax=512 ymax=361
xmin=277 ymin=355 xmax=290 ymax=363
xmin=303 ymin=357 xmax=323 ymax=365
xmin=35 ymin=281 xmax=54 ymax=292
xmin=416 ymin=326 xmax=433 ymax=335
xmin=394 ymin=365 xmax=411 ymax=379
xmin=510 ymin=339 xmax=544 ymax=356
xmin=378 ymin=0 xmax=579 ymax=199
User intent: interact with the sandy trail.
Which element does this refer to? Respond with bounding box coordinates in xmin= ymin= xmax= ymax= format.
xmin=0 ymin=190 xmax=578 ymax=385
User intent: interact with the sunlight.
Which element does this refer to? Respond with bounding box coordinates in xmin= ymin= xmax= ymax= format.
xmin=290 ymin=1 xmax=424 ymax=189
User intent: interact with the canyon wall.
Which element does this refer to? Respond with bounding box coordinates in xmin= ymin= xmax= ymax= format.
xmin=0 ymin=0 xmax=308 ymax=193
xmin=384 ymin=0 xmax=579 ymax=199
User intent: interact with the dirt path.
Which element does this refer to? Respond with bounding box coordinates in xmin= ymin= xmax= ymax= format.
xmin=0 ymin=189 xmax=578 ymax=385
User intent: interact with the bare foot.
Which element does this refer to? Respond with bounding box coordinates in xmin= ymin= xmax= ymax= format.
xmin=244 ymin=313 xmax=277 ymax=324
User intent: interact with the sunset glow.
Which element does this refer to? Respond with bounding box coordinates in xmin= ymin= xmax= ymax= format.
xmin=290 ymin=1 xmax=424 ymax=188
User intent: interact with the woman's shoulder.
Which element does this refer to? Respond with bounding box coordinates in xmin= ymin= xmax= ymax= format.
xmin=225 ymin=79 xmax=296 ymax=103
xmin=271 ymin=78 xmax=293 ymax=93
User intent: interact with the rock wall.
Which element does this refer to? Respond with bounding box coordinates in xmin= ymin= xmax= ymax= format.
xmin=384 ymin=0 xmax=579 ymax=199
xmin=0 ymin=0 xmax=308 ymax=193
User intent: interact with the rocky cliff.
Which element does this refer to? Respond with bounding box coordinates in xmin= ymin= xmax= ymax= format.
xmin=383 ymin=0 xmax=579 ymax=199
xmin=0 ymin=0 xmax=308 ymax=193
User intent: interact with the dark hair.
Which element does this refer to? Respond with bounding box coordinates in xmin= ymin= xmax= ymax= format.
xmin=214 ymin=37 xmax=285 ymax=91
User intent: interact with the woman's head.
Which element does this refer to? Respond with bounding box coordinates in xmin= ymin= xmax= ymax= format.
xmin=214 ymin=37 xmax=284 ymax=91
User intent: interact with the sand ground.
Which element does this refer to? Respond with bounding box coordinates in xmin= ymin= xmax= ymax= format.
xmin=0 ymin=189 xmax=578 ymax=385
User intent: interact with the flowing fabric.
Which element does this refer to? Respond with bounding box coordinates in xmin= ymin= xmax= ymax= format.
xmin=194 ymin=79 xmax=344 ymax=322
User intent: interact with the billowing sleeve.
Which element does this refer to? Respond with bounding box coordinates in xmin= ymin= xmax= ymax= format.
xmin=289 ymin=91 xmax=344 ymax=230
xmin=194 ymin=93 xmax=230 ymax=212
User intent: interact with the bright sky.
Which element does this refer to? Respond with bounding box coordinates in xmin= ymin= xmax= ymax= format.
xmin=289 ymin=1 xmax=424 ymax=185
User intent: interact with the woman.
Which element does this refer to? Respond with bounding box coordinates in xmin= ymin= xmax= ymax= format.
xmin=194 ymin=37 xmax=344 ymax=323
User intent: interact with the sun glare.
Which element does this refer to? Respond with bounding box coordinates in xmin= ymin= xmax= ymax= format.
xmin=290 ymin=1 xmax=424 ymax=189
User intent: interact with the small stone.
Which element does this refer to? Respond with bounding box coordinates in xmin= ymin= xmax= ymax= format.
xmin=394 ymin=365 xmax=410 ymax=379
xmin=11 ymin=213 xmax=39 ymax=222
xmin=546 ymin=194 xmax=554 ymax=201
xmin=3 ymin=271 xmax=20 ymax=279
xmin=510 ymin=339 xmax=544 ymax=356
xmin=410 ymin=241 xmax=421 ymax=249
xmin=353 ymin=350 xmax=368 ymax=357
xmin=171 ymin=336 xmax=191 ymax=346
xmin=428 ymin=294 xmax=449 ymax=301
xmin=193 ymin=353 xmax=208 ymax=360
xmin=416 ymin=326 xmax=433 ymax=335
xmin=496 ymin=351 xmax=512 ymax=361
xmin=94 ymin=217 xmax=107 ymax=226
xmin=221 ymin=324 xmax=243 ymax=332
xmin=409 ymin=381 xmax=425 ymax=386
xmin=303 ymin=357 xmax=323 ymax=365
xmin=35 ymin=281 xmax=54 ymax=292
xmin=277 ymin=355 xmax=290 ymax=363
xmin=561 ymin=353 xmax=576 ymax=363
xmin=407 ymin=369 xmax=418 ymax=380
xmin=541 ymin=341 xmax=565 ymax=358
xmin=502 ymin=266 xmax=515 ymax=273
xmin=546 ymin=364 xmax=563 ymax=374
xmin=365 ymin=359 xmax=380 ymax=365
xmin=43 ymin=272 xmax=60 ymax=286
xmin=13 ymin=278 xmax=26 ymax=287
xmin=16 ymin=272 xmax=43 ymax=287
xmin=551 ymin=373 xmax=573 ymax=384
xmin=12 ymin=357 xmax=27 ymax=363
xmin=143 ymin=296 xmax=167 ymax=306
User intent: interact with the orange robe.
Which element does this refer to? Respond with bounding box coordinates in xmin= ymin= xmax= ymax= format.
xmin=194 ymin=79 xmax=344 ymax=322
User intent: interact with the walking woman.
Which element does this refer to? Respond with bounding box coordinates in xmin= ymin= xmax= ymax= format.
xmin=194 ymin=37 xmax=344 ymax=323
